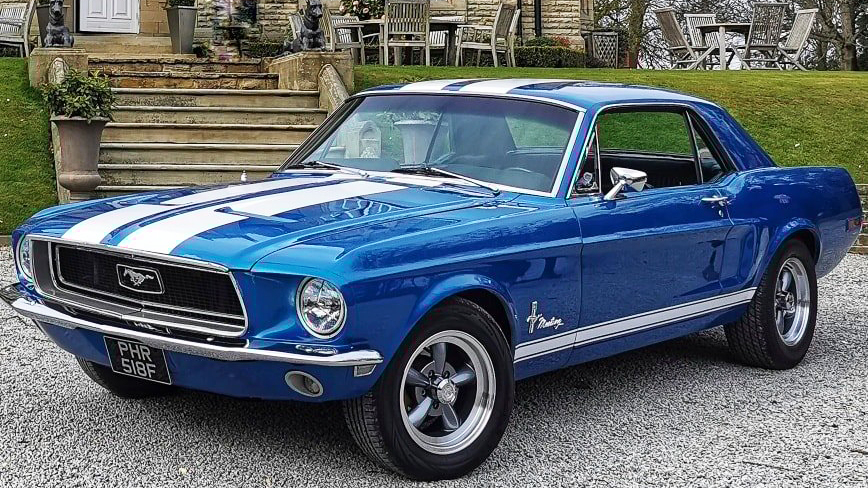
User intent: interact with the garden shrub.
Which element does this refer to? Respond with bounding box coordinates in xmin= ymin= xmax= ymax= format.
xmin=41 ymin=69 xmax=115 ymax=120
xmin=515 ymin=46 xmax=586 ymax=68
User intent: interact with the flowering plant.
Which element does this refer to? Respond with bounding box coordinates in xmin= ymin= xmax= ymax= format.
xmin=338 ymin=0 xmax=382 ymax=20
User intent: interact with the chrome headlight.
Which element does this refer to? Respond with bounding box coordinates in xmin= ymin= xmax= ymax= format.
xmin=15 ymin=235 xmax=33 ymax=281
xmin=296 ymin=278 xmax=346 ymax=338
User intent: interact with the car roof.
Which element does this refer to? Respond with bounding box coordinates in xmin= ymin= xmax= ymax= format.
xmin=359 ymin=79 xmax=715 ymax=111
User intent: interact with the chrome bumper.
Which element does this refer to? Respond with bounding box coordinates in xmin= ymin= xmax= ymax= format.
xmin=1 ymin=284 xmax=382 ymax=367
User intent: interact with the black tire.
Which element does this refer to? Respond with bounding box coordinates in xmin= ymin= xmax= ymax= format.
xmin=725 ymin=239 xmax=817 ymax=369
xmin=76 ymin=357 xmax=175 ymax=399
xmin=343 ymin=297 xmax=514 ymax=480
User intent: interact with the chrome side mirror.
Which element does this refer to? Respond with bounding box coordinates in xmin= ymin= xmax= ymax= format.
xmin=603 ymin=167 xmax=647 ymax=201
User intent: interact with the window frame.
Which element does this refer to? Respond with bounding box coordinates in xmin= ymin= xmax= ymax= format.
xmin=568 ymin=103 xmax=735 ymax=199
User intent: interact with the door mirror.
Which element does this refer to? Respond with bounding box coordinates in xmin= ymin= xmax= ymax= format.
xmin=604 ymin=167 xmax=648 ymax=201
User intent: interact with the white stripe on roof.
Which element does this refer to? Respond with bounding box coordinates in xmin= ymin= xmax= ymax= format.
xmin=456 ymin=79 xmax=569 ymax=94
xmin=399 ymin=79 xmax=474 ymax=92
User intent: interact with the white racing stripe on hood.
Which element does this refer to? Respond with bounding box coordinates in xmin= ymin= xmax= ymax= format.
xmin=116 ymin=180 xmax=404 ymax=254
xmin=62 ymin=204 xmax=171 ymax=244
xmin=162 ymin=175 xmax=352 ymax=206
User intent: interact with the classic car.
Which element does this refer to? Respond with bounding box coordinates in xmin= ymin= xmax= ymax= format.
xmin=2 ymin=79 xmax=862 ymax=480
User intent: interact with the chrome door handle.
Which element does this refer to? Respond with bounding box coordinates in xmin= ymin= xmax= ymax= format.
xmin=701 ymin=195 xmax=730 ymax=206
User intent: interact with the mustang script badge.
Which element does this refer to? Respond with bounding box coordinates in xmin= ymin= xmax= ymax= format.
xmin=526 ymin=301 xmax=564 ymax=334
xmin=116 ymin=264 xmax=164 ymax=294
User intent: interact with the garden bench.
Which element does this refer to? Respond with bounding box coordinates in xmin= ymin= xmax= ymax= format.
xmin=0 ymin=1 xmax=34 ymax=57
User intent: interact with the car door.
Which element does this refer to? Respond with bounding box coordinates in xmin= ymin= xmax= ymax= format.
xmin=567 ymin=106 xmax=736 ymax=349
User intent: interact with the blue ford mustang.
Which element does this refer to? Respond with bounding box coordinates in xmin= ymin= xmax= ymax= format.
xmin=2 ymin=79 xmax=862 ymax=480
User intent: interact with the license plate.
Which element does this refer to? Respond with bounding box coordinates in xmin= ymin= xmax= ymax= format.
xmin=104 ymin=337 xmax=172 ymax=385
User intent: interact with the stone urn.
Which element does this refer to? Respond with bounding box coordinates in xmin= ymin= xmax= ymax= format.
xmin=52 ymin=116 xmax=107 ymax=192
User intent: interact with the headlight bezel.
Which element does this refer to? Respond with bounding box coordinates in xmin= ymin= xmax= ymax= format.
xmin=295 ymin=277 xmax=347 ymax=339
xmin=15 ymin=235 xmax=33 ymax=282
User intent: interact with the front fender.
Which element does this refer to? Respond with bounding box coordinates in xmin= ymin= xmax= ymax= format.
xmin=405 ymin=274 xmax=518 ymax=348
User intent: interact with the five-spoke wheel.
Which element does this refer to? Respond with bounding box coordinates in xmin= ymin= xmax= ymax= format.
xmin=400 ymin=330 xmax=496 ymax=455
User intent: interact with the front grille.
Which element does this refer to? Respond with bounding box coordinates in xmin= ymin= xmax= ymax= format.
xmin=47 ymin=243 xmax=246 ymax=335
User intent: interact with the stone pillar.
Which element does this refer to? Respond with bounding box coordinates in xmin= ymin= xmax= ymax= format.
xmin=855 ymin=184 xmax=868 ymax=254
xmin=28 ymin=48 xmax=88 ymax=87
xmin=267 ymin=51 xmax=353 ymax=91
xmin=318 ymin=63 xmax=349 ymax=112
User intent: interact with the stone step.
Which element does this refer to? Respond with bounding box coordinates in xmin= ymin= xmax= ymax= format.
xmin=90 ymin=56 xmax=264 ymax=74
xmin=850 ymin=245 xmax=868 ymax=255
xmin=857 ymin=233 xmax=868 ymax=247
xmin=103 ymin=123 xmax=318 ymax=144
xmin=113 ymin=88 xmax=320 ymax=108
xmin=75 ymin=35 xmax=174 ymax=55
xmin=99 ymin=142 xmax=297 ymax=165
xmin=98 ymin=164 xmax=277 ymax=186
xmin=112 ymin=105 xmax=328 ymax=125
xmin=108 ymin=71 xmax=279 ymax=89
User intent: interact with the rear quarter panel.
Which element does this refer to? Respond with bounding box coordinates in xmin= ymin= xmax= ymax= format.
xmin=724 ymin=166 xmax=860 ymax=288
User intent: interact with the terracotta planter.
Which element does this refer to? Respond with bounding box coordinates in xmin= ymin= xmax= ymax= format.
xmin=166 ymin=6 xmax=198 ymax=54
xmin=52 ymin=116 xmax=107 ymax=193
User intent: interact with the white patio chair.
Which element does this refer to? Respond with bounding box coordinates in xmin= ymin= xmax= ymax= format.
xmin=0 ymin=1 xmax=36 ymax=57
xmin=775 ymin=8 xmax=817 ymax=70
xmin=455 ymin=2 xmax=518 ymax=67
xmin=322 ymin=8 xmax=378 ymax=65
xmin=589 ymin=31 xmax=619 ymax=68
xmin=653 ymin=8 xmax=698 ymax=69
xmin=685 ymin=13 xmax=739 ymax=69
xmin=429 ymin=15 xmax=462 ymax=65
xmin=383 ymin=0 xmax=431 ymax=66
xmin=735 ymin=2 xmax=788 ymax=69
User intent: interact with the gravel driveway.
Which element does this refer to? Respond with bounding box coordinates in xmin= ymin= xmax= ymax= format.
xmin=1 ymin=246 xmax=866 ymax=487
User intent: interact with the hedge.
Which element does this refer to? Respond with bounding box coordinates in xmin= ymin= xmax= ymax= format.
xmin=515 ymin=47 xmax=586 ymax=68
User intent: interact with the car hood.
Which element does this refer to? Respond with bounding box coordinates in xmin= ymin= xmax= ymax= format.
xmin=25 ymin=173 xmax=506 ymax=270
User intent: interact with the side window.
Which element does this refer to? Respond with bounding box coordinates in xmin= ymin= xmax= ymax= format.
xmin=689 ymin=115 xmax=726 ymax=183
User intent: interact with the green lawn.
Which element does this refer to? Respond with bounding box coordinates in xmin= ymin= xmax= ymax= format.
xmin=0 ymin=58 xmax=56 ymax=235
xmin=355 ymin=67 xmax=868 ymax=184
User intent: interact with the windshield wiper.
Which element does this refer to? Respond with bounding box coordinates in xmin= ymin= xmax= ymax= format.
xmin=288 ymin=160 xmax=369 ymax=178
xmin=392 ymin=166 xmax=500 ymax=196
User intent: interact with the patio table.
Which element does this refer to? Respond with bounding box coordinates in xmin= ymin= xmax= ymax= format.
xmin=693 ymin=23 xmax=751 ymax=70
xmin=339 ymin=16 xmax=464 ymax=64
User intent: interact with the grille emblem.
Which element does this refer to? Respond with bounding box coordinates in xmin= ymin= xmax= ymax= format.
xmin=116 ymin=264 xmax=164 ymax=294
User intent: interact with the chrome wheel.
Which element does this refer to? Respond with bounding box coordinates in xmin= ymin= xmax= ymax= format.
xmin=399 ymin=330 xmax=496 ymax=455
xmin=774 ymin=257 xmax=811 ymax=346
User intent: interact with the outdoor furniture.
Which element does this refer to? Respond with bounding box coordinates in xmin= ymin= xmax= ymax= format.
xmin=429 ymin=15 xmax=462 ymax=65
xmin=455 ymin=2 xmax=518 ymax=67
xmin=383 ymin=0 xmax=431 ymax=66
xmin=737 ymin=2 xmax=788 ymax=69
xmin=684 ymin=13 xmax=729 ymax=69
xmin=775 ymin=8 xmax=817 ymax=70
xmin=654 ymin=8 xmax=699 ymax=69
xmin=693 ymin=23 xmax=751 ymax=70
xmin=0 ymin=1 xmax=35 ymax=57
xmin=322 ymin=9 xmax=379 ymax=64
xmin=587 ymin=31 xmax=619 ymax=68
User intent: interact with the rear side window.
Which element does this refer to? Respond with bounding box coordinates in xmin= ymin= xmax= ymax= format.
xmin=598 ymin=111 xmax=694 ymax=156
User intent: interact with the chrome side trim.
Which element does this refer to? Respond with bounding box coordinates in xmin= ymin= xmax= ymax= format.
xmin=10 ymin=298 xmax=383 ymax=367
xmin=514 ymin=288 xmax=757 ymax=363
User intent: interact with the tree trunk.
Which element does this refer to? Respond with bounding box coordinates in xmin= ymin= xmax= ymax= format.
xmin=839 ymin=0 xmax=859 ymax=70
xmin=625 ymin=0 xmax=646 ymax=68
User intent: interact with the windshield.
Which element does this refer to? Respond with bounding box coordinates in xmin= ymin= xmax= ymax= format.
xmin=285 ymin=94 xmax=580 ymax=194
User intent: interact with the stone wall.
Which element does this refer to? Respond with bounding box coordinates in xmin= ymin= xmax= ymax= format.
xmin=140 ymin=0 xmax=170 ymax=35
xmin=196 ymin=0 xmax=592 ymax=46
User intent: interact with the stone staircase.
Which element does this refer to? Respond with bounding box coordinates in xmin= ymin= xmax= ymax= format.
xmin=84 ymin=51 xmax=328 ymax=199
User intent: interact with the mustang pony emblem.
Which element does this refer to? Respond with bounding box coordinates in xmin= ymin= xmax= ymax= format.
xmin=527 ymin=301 xmax=564 ymax=334
xmin=123 ymin=268 xmax=153 ymax=287
xmin=116 ymin=265 xmax=163 ymax=294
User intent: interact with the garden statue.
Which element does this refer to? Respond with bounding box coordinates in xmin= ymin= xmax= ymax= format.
xmin=287 ymin=0 xmax=326 ymax=52
xmin=44 ymin=0 xmax=74 ymax=47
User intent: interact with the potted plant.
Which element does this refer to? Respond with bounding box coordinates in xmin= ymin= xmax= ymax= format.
xmin=166 ymin=0 xmax=198 ymax=54
xmin=42 ymin=69 xmax=115 ymax=193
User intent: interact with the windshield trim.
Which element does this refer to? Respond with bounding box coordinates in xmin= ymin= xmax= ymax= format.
xmin=282 ymin=93 xmax=585 ymax=198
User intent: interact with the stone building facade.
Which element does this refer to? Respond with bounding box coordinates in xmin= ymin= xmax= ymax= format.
xmin=198 ymin=0 xmax=593 ymax=48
